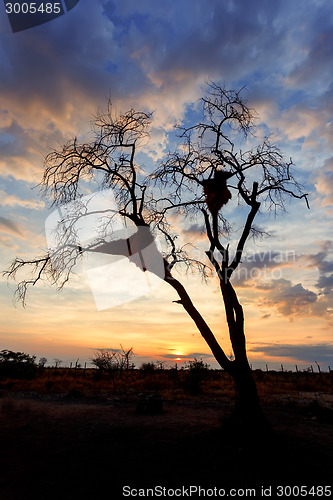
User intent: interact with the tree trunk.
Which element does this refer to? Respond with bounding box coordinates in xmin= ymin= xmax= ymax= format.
xmin=165 ymin=269 xmax=273 ymax=445
xmin=219 ymin=280 xmax=273 ymax=442
xmin=232 ymin=362 xmax=261 ymax=418
xmin=230 ymin=360 xmax=274 ymax=447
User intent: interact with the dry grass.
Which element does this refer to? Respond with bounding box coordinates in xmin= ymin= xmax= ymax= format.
xmin=0 ymin=368 xmax=332 ymax=499
xmin=0 ymin=367 xmax=331 ymax=402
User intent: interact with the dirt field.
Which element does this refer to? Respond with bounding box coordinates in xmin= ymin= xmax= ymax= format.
xmin=0 ymin=386 xmax=332 ymax=500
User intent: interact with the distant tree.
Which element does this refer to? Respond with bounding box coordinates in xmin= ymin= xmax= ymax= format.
xmin=91 ymin=346 xmax=134 ymax=372
xmin=4 ymin=83 xmax=308 ymax=441
xmin=139 ymin=362 xmax=157 ymax=376
xmin=184 ymin=358 xmax=210 ymax=393
xmin=0 ymin=349 xmax=36 ymax=365
xmin=0 ymin=349 xmax=37 ymax=379
xmin=91 ymin=346 xmax=134 ymax=391
xmin=186 ymin=358 xmax=210 ymax=373
xmin=91 ymin=348 xmax=118 ymax=371
xmin=53 ymin=358 xmax=62 ymax=368
xmin=74 ymin=359 xmax=82 ymax=369
xmin=121 ymin=346 xmax=135 ymax=370
xmin=38 ymin=357 xmax=48 ymax=368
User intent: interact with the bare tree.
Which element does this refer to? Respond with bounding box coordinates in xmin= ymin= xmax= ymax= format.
xmin=4 ymin=84 xmax=308 ymax=440
xmin=91 ymin=346 xmax=134 ymax=392
xmin=91 ymin=346 xmax=134 ymax=371
xmin=151 ymin=83 xmax=308 ymax=433
xmin=53 ymin=358 xmax=62 ymax=369
xmin=38 ymin=357 xmax=48 ymax=368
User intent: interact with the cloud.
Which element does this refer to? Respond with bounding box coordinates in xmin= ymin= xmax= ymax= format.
xmin=316 ymin=274 xmax=333 ymax=296
xmin=229 ymin=241 xmax=333 ymax=319
xmin=278 ymin=106 xmax=324 ymax=142
xmin=287 ymin=29 xmax=333 ymax=90
xmin=0 ymin=216 xmax=47 ymax=252
xmin=159 ymin=352 xmax=214 ymax=360
xmin=304 ymin=240 xmax=333 ymax=296
xmin=252 ymin=94 xmax=333 ymax=152
xmin=315 ymin=157 xmax=333 ymax=206
xmin=0 ymin=2 xmax=149 ymax=180
xmin=0 ymin=216 xmax=24 ymax=237
xmin=305 ymin=240 xmax=333 ymax=273
xmin=182 ymin=223 xmax=205 ymax=237
xmin=0 ymin=119 xmax=44 ymax=181
xmin=231 ymin=249 xmax=297 ymax=287
xmin=0 ymin=190 xmax=44 ymax=210
xmin=250 ymin=342 xmax=333 ymax=365
xmin=0 ymin=235 xmax=19 ymax=250
xmin=0 ymin=0 xmax=332 ymax=190
xmin=259 ymin=278 xmax=317 ymax=317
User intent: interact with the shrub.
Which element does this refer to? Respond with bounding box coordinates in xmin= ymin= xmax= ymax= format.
xmin=91 ymin=346 xmax=134 ymax=372
xmin=183 ymin=358 xmax=210 ymax=394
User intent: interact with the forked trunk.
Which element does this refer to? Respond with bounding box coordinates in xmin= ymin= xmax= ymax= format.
xmin=220 ymin=281 xmax=273 ymax=442
xmin=165 ymin=271 xmax=273 ymax=444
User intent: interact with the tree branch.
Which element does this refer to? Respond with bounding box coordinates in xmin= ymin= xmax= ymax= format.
xmin=164 ymin=270 xmax=232 ymax=371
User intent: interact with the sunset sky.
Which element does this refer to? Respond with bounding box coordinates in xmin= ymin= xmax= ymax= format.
xmin=0 ymin=0 xmax=332 ymax=370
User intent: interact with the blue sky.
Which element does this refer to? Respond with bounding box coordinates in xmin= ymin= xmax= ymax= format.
xmin=0 ymin=0 xmax=332 ymax=369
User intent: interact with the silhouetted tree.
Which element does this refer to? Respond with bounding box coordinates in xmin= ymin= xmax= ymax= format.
xmin=151 ymin=84 xmax=308 ymax=434
xmin=91 ymin=346 xmax=134 ymax=372
xmin=91 ymin=346 xmax=134 ymax=391
xmin=0 ymin=349 xmax=37 ymax=379
xmin=38 ymin=357 xmax=48 ymax=368
xmin=184 ymin=358 xmax=210 ymax=394
xmin=4 ymin=83 xmax=308 ymax=440
xmin=53 ymin=358 xmax=62 ymax=368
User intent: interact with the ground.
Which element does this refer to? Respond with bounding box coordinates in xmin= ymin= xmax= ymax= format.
xmin=0 ymin=381 xmax=332 ymax=499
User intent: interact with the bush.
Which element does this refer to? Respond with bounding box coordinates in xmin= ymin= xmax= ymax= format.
xmin=0 ymin=349 xmax=37 ymax=380
xmin=139 ymin=362 xmax=157 ymax=376
xmin=91 ymin=346 xmax=134 ymax=372
xmin=183 ymin=358 xmax=210 ymax=394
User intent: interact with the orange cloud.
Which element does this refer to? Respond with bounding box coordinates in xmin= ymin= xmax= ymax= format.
xmin=0 ymin=190 xmax=44 ymax=210
xmin=315 ymin=157 xmax=333 ymax=206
